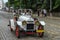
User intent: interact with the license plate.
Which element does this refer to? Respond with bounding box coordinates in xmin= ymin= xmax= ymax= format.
xmin=36 ymin=30 xmax=44 ymax=32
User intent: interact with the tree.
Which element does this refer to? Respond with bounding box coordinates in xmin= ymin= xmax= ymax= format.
xmin=14 ymin=0 xmax=20 ymax=9
xmin=5 ymin=2 xmax=9 ymax=7
xmin=7 ymin=0 xmax=60 ymax=12
xmin=8 ymin=0 xmax=14 ymax=7
xmin=53 ymin=0 xmax=60 ymax=10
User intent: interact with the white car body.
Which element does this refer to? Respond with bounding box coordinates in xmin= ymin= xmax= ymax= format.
xmin=9 ymin=13 xmax=45 ymax=31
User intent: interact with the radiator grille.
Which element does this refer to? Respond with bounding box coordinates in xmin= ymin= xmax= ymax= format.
xmin=27 ymin=24 xmax=34 ymax=30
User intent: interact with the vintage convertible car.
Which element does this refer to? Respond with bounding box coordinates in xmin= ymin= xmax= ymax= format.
xmin=8 ymin=9 xmax=45 ymax=38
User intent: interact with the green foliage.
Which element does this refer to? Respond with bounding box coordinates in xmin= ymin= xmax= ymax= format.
xmin=53 ymin=0 xmax=60 ymax=10
xmin=14 ymin=0 xmax=20 ymax=9
xmin=5 ymin=2 xmax=8 ymax=7
xmin=41 ymin=0 xmax=46 ymax=9
xmin=8 ymin=0 xmax=14 ymax=7
xmin=7 ymin=0 xmax=60 ymax=11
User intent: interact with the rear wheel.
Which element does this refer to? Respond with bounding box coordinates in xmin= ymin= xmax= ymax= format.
xmin=15 ymin=26 xmax=20 ymax=38
xmin=37 ymin=25 xmax=44 ymax=37
xmin=38 ymin=32 xmax=44 ymax=37
xmin=10 ymin=26 xmax=13 ymax=31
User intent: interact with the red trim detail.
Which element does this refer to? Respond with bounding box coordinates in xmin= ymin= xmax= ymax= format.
xmin=16 ymin=27 xmax=19 ymax=37
xmin=38 ymin=25 xmax=43 ymax=36
xmin=38 ymin=25 xmax=42 ymax=30
xmin=38 ymin=33 xmax=42 ymax=36
xmin=22 ymin=32 xmax=25 ymax=34
xmin=26 ymin=32 xmax=35 ymax=34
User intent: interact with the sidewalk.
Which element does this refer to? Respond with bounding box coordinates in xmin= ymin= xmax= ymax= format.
xmin=47 ymin=16 xmax=60 ymax=20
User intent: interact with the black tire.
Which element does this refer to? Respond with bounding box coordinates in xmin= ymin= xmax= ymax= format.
xmin=37 ymin=25 xmax=44 ymax=37
xmin=10 ymin=27 xmax=13 ymax=32
xmin=15 ymin=26 xmax=20 ymax=38
xmin=39 ymin=32 xmax=44 ymax=37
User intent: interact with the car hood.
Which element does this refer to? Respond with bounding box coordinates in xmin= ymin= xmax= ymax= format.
xmin=18 ymin=15 xmax=34 ymax=21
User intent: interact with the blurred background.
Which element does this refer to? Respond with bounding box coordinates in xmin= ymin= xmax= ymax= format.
xmin=0 ymin=0 xmax=60 ymax=17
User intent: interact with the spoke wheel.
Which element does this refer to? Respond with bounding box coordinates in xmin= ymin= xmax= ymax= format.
xmin=38 ymin=32 xmax=44 ymax=37
xmin=37 ymin=25 xmax=44 ymax=37
xmin=15 ymin=26 xmax=20 ymax=38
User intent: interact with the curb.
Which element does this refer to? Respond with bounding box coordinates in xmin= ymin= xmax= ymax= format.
xmin=47 ymin=16 xmax=60 ymax=20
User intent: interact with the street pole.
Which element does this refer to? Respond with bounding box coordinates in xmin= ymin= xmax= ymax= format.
xmin=50 ymin=0 xmax=52 ymax=16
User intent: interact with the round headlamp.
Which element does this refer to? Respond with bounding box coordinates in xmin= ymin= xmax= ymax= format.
xmin=22 ymin=21 xmax=27 ymax=25
xmin=35 ymin=20 xmax=40 ymax=26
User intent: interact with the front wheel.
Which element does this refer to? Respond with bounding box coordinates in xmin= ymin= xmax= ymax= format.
xmin=15 ymin=26 xmax=20 ymax=38
xmin=38 ymin=32 xmax=44 ymax=37
xmin=37 ymin=25 xmax=44 ymax=37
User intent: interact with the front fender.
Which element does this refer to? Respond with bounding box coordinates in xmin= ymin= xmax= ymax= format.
xmin=17 ymin=21 xmax=22 ymax=27
xmin=17 ymin=21 xmax=26 ymax=30
xmin=39 ymin=21 xmax=46 ymax=26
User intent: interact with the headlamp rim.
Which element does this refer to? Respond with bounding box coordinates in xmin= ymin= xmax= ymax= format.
xmin=22 ymin=20 xmax=27 ymax=25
